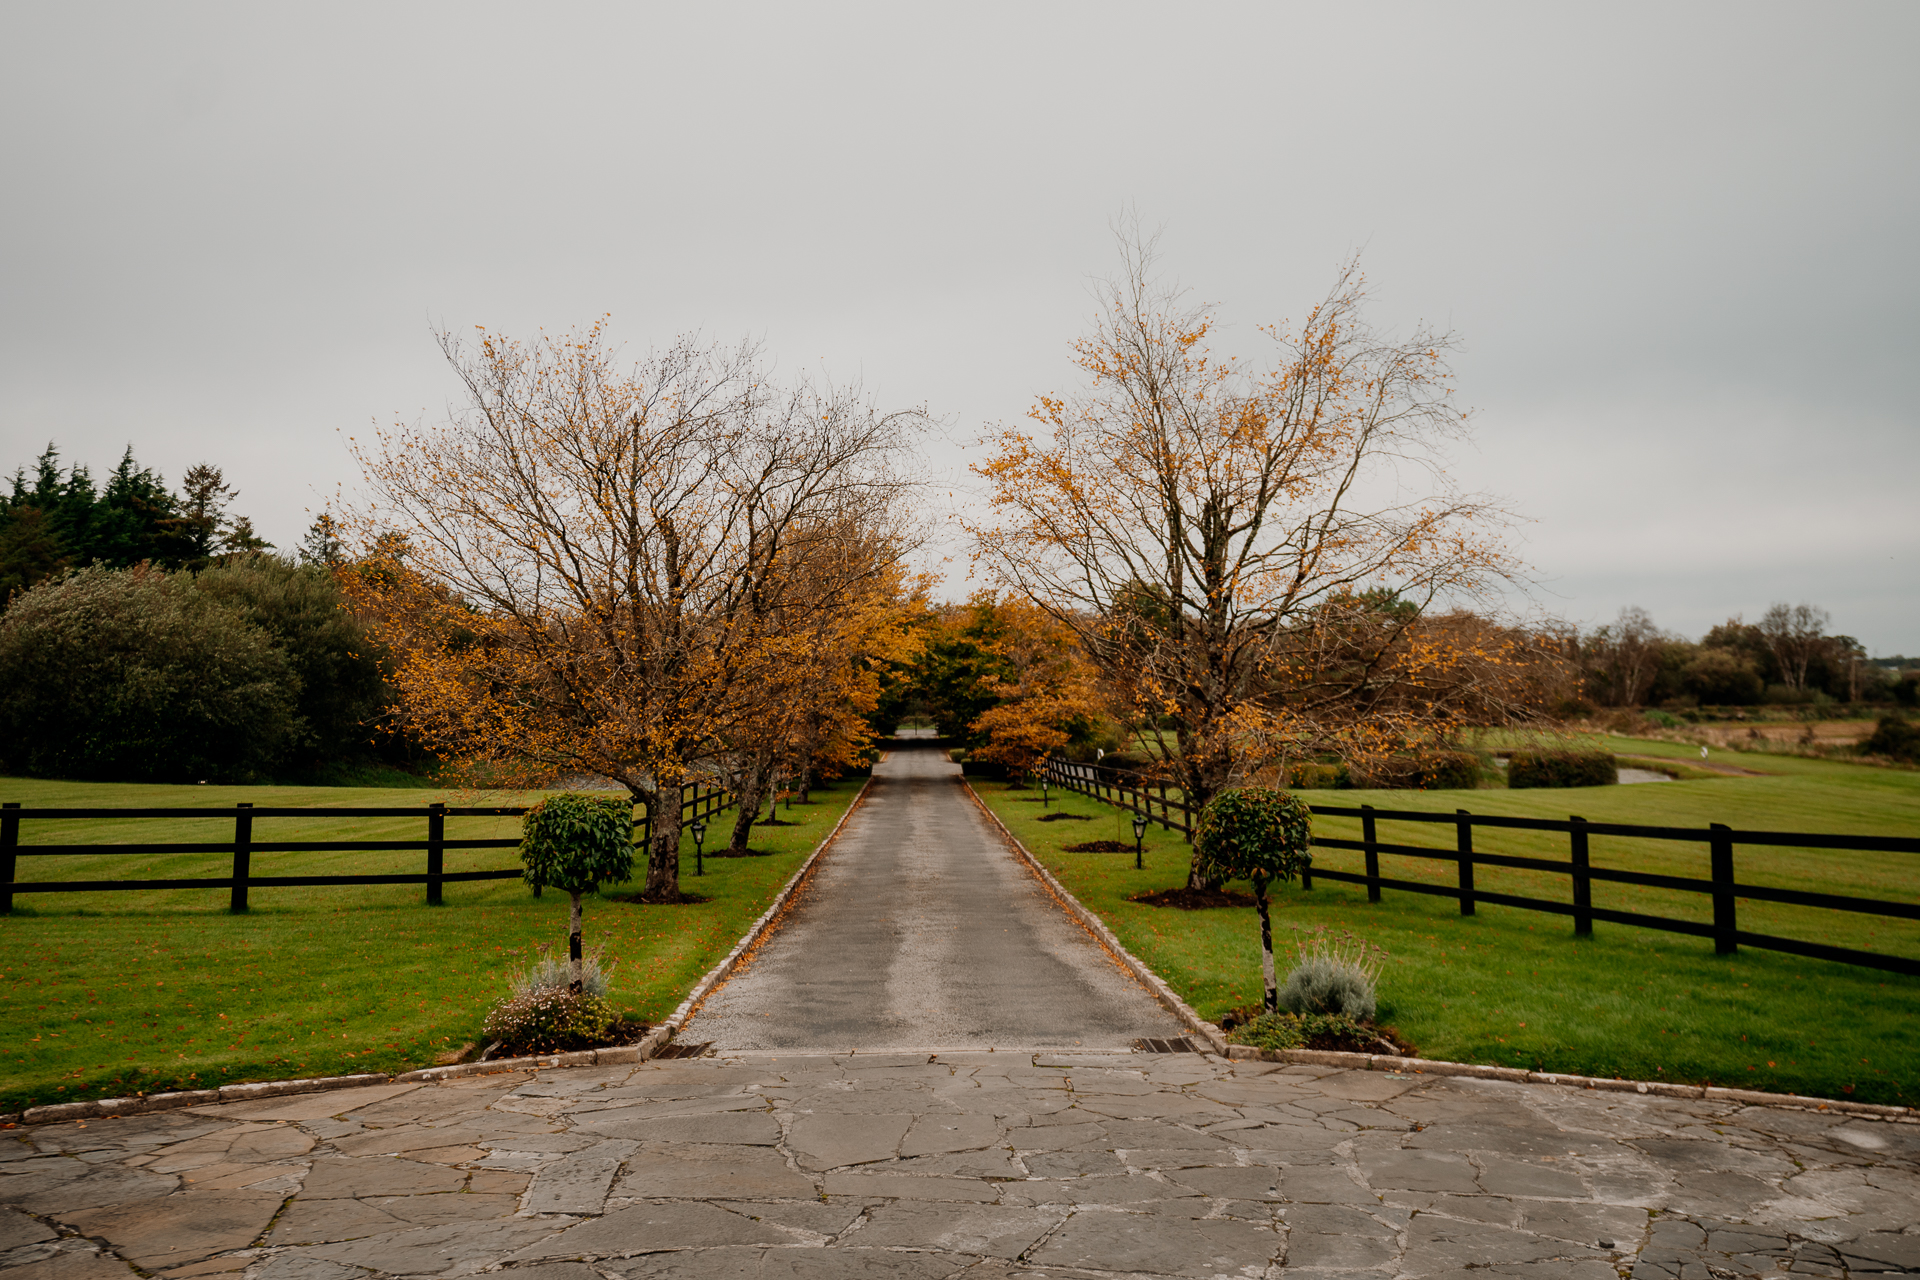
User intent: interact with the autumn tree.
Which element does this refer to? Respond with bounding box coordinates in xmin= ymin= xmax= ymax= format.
xmin=347 ymin=322 xmax=917 ymax=900
xmin=959 ymin=593 xmax=1104 ymax=778
xmin=970 ymin=234 xmax=1521 ymax=888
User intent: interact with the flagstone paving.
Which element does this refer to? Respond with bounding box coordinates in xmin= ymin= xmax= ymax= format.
xmin=1 ymin=1051 xmax=1914 ymax=1278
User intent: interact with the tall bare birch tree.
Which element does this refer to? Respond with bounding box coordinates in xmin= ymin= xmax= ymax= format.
xmin=348 ymin=322 xmax=917 ymax=899
xmin=969 ymin=236 xmax=1522 ymax=888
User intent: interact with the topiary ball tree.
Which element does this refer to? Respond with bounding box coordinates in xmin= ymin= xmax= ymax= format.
xmin=1194 ymin=786 xmax=1314 ymax=1014
xmin=519 ymin=793 xmax=636 ymax=992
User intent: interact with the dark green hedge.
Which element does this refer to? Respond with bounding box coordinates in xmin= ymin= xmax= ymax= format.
xmin=1508 ymin=750 xmax=1618 ymax=789
xmin=1349 ymin=751 xmax=1481 ymax=791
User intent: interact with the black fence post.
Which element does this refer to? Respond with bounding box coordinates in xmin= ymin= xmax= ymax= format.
xmin=1711 ymin=822 xmax=1737 ymax=955
xmin=1362 ymin=804 xmax=1380 ymax=903
xmin=230 ymin=803 xmax=253 ymax=914
xmin=1455 ymin=808 xmax=1475 ymax=916
xmin=1 ymin=802 xmax=17 ymax=915
xmin=426 ymin=802 xmax=445 ymax=905
xmin=1570 ymin=815 xmax=1592 ymax=937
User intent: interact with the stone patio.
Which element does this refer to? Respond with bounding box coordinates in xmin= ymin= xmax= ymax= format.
xmin=1 ymin=1049 xmax=1913 ymax=1278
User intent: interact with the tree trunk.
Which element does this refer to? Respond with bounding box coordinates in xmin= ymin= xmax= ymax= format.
xmin=641 ymin=784 xmax=682 ymax=901
xmin=1254 ymin=875 xmax=1276 ymax=1013
xmin=568 ymin=891 xmax=585 ymax=993
xmin=729 ymin=760 xmax=771 ymax=854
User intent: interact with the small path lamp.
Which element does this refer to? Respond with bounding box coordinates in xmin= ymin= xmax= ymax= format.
xmin=690 ymin=819 xmax=707 ymax=877
xmin=1132 ymin=813 xmax=1148 ymax=869
xmin=1041 ymin=776 xmax=1050 ymax=809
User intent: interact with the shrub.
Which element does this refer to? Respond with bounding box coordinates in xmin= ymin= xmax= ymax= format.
xmin=1277 ymin=926 xmax=1385 ymax=1019
xmin=0 ymin=564 xmax=299 ymax=781
xmin=1507 ymin=750 xmax=1618 ymax=788
xmin=510 ymin=945 xmax=615 ymax=999
xmin=1682 ymin=648 xmax=1763 ymax=705
xmin=1863 ymin=715 xmax=1920 ymax=763
xmin=1286 ymin=761 xmax=1347 ymax=790
xmin=1194 ymin=787 xmax=1314 ymax=1013
xmin=1349 ymin=751 xmax=1479 ymax=790
xmin=482 ymin=985 xmax=622 ymax=1055
xmin=1279 ymin=957 xmax=1377 ymax=1019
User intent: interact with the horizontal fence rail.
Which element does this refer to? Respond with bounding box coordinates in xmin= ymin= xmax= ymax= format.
xmin=1040 ymin=755 xmax=1920 ymax=977
xmin=0 ymin=782 xmax=735 ymax=912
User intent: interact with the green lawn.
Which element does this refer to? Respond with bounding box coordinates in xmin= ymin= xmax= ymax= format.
xmin=976 ymin=744 xmax=1918 ymax=1106
xmin=0 ymin=775 xmax=861 ymax=1114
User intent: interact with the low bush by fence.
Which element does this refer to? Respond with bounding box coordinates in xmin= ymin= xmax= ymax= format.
xmin=1508 ymin=749 xmax=1618 ymax=789
xmin=0 ymin=783 xmax=734 ymax=913
xmin=1038 ymin=755 xmax=1920 ymax=977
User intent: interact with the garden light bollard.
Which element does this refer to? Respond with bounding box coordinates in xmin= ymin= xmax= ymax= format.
xmin=1132 ymin=812 xmax=1147 ymax=869
xmin=690 ymin=819 xmax=707 ymax=877
xmin=1041 ymin=778 xmax=1049 ymax=808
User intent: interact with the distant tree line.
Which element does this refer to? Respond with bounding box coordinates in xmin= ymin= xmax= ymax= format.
xmin=1569 ymin=603 xmax=1914 ymax=710
xmin=0 ymin=444 xmax=271 ymax=604
xmin=0 ymin=445 xmax=393 ymax=782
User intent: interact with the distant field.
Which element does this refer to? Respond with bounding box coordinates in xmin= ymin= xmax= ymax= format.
xmin=0 ymin=775 xmax=862 ymax=1114
xmin=975 ymin=743 xmax=1918 ymax=1106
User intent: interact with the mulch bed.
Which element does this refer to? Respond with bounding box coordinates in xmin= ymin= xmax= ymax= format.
xmin=1037 ymin=812 xmax=1091 ymax=822
xmin=702 ymin=849 xmax=773 ymax=858
xmin=1065 ymin=840 xmax=1138 ymax=853
xmin=607 ymin=889 xmax=711 ymax=905
xmin=1215 ymin=1006 xmax=1419 ymax=1057
xmin=1127 ymin=886 xmax=1259 ymax=909
xmin=484 ymin=1019 xmax=652 ymax=1062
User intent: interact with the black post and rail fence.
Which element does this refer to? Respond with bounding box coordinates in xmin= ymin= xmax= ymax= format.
xmin=1039 ymin=755 xmax=1920 ymax=978
xmin=0 ymin=782 xmax=735 ymax=913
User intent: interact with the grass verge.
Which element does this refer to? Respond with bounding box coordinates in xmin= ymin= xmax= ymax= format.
xmin=972 ymin=762 xmax=1918 ymax=1107
xmin=0 ymin=775 xmax=860 ymax=1113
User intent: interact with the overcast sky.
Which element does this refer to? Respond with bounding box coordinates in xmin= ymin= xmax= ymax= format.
xmin=4 ymin=3 xmax=1915 ymax=651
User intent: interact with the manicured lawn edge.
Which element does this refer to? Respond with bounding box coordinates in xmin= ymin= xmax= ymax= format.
xmin=963 ymin=779 xmax=1920 ymax=1125
xmin=2 ymin=777 xmax=877 ymax=1128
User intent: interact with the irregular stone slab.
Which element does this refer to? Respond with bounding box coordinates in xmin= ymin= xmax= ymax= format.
xmin=187 ymin=1084 xmax=421 ymax=1122
xmin=786 ymin=1113 xmax=910 ymax=1169
xmin=851 ymin=1202 xmax=1064 ymax=1257
xmin=1286 ymin=1228 xmax=1403 ymax=1269
xmin=1165 ymin=1164 xmax=1284 ymax=1199
xmin=582 ymin=1111 xmax=780 ymax=1146
xmin=513 ymin=1201 xmax=794 ymax=1259
xmin=328 ymin=1124 xmax=492 ymax=1157
xmin=1358 ymin=1149 xmax=1482 ymax=1194
xmin=1473 ymin=1154 xmax=1589 ymax=1199
xmin=607 ymin=1246 xmax=967 ymax=1278
xmin=0 ymin=1208 xmax=55 ymax=1250
xmin=523 ymin=1138 xmax=638 ymax=1215
xmin=1404 ymin=1213 xmax=1610 ymax=1274
xmin=886 ymin=1148 xmax=1024 ymax=1179
xmin=714 ymin=1198 xmax=868 ymax=1239
xmin=614 ymin=1143 xmax=815 ymax=1199
xmin=298 ymin=1217 xmax=562 ymax=1275
xmin=268 ymin=1195 xmax=406 ymax=1244
xmin=251 ymin=1256 xmax=377 ymax=1280
xmin=1096 ymin=1118 xmax=1232 ymax=1150
xmin=819 ymin=1172 xmax=1000 ymax=1201
xmin=1007 ymin=1120 xmax=1105 ymax=1151
xmin=1020 ymin=1149 xmax=1126 ymax=1178
xmin=63 ymin=1189 xmax=281 ymax=1269
xmin=0 ymin=1238 xmax=142 ymax=1280
xmin=899 ymin=1113 xmax=1001 ymax=1157
xmin=4 ymin=1159 xmax=178 ymax=1215
xmin=575 ymin=1093 xmax=773 ymax=1125
xmin=1028 ymin=1210 xmax=1279 ymax=1275
xmin=298 ymin=1155 xmax=467 ymax=1199
xmin=369 ymin=1191 xmax=521 ymax=1225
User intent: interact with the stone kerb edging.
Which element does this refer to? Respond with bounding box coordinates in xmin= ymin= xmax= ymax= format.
xmin=3 ymin=777 xmax=876 ymax=1129
xmin=963 ymin=780 xmax=1918 ymax=1127
xmin=960 ymin=779 xmax=1231 ymax=1055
